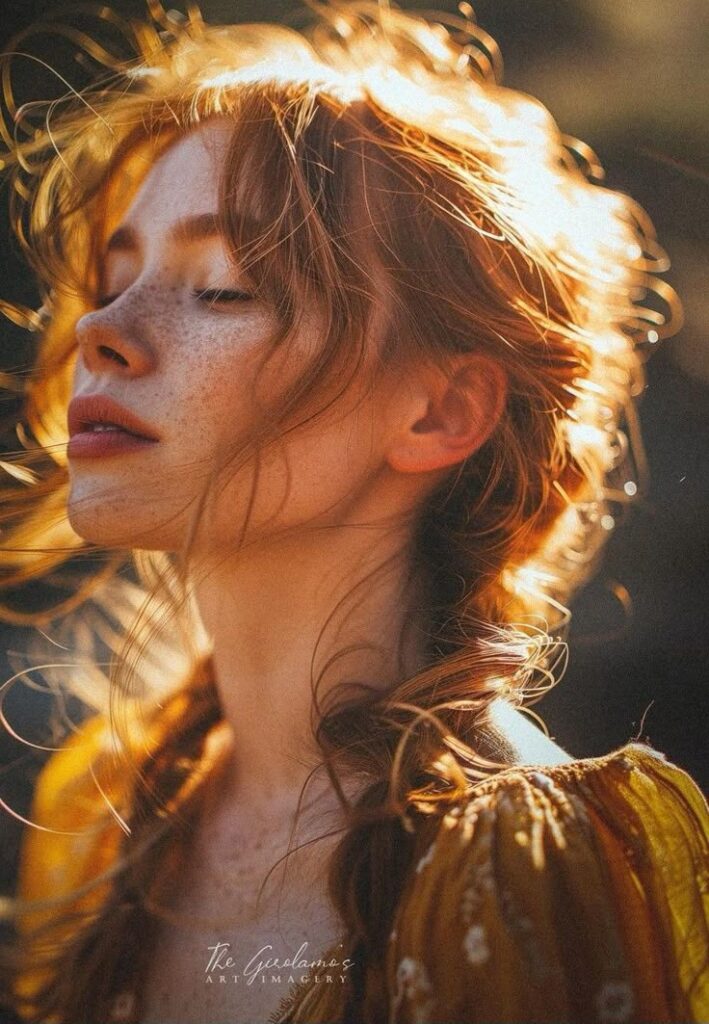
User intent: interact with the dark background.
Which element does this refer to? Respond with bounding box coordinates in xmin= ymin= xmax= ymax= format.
xmin=1 ymin=0 xmax=707 ymax=958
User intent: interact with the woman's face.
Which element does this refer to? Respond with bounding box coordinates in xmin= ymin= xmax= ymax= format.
xmin=67 ymin=119 xmax=402 ymax=555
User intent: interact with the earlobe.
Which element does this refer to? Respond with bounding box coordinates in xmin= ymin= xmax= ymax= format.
xmin=387 ymin=354 xmax=508 ymax=475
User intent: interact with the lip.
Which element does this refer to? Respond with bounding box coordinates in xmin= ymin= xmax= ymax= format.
xmin=67 ymin=395 xmax=160 ymax=460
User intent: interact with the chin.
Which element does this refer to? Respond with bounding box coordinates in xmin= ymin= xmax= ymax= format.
xmin=68 ymin=504 xmax=155 ymax=549
xmin=66 ymin=479 xmax=186 ymax=551
xmin=67 ymin=468 xmax=192 ymax=548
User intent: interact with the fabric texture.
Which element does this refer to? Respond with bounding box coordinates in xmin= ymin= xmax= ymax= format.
xmin=11 ymin=714 xmax=709 ymax=1024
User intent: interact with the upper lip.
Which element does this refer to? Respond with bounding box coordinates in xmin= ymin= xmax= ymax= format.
xmin=68 ymin=395 xmax=160 ymax=441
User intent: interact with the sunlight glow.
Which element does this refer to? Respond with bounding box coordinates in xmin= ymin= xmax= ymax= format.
xmin=0 ymin=1 xmax=681 ymax=695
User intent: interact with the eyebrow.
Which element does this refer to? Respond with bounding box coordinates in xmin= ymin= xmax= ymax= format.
xmin=105 ymin=212 xmax=222 ymax=253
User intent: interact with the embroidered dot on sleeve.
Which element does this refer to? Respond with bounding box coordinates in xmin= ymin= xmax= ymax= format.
xmin=391 ymin=956 xmax=436 ymax=1021
xmin=396 ymin=957 xmax=432 ymax=999
xmin=462 ymin=922 xmax=490 ymax=966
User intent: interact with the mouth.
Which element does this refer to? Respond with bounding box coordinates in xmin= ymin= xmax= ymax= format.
xmin=68 ymin=395 xmax=159 ymax=440
xmin=67 ymin=395 xmax=160 ymax=458
xmin=73 ymin=421 xmax=153 ymax=438
xmin=67 ymin=426 xmax=158 ymax=459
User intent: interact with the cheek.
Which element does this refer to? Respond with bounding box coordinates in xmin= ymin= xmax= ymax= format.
xmin=66 ymin=457 xmax=200 ymax=550
xmin=204 ymin=388 xmax=382 ymax=543
xmin=162 ymin=300 xmax=332 ymax=458
xmin=168 ymin=315 xmax=279 ymax=437
xmin=68 ymin=303 xmax=382 ymax=550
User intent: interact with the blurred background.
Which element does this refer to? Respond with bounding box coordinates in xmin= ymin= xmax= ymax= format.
xmin=1 ymin=0 xmax=707 ymax=955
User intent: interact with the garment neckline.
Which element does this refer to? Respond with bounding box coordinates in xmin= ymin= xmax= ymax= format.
xmin=263 ymin=740 xmax=663 ymax=1023
xmin=452 ymin=739 xmax=664 ymax=795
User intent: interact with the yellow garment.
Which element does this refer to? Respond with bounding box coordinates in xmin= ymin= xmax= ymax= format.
xmin=11 ymin=714 xmax=140 ymax=1023
xmin=12 ymin=715 xmax=709 ymax=1023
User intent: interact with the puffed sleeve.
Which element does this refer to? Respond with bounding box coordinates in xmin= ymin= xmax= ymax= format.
xmin=385 ymin=742 xmax=709 ymax=1024
xmin=12 ymin=714 xmax=133 ymax=1021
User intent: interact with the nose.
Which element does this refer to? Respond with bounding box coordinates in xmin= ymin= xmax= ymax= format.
xmin=75 ymin=302 xmax=155 ymax=378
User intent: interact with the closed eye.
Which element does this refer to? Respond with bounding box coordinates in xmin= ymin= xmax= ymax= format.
xmin=95 ymin=288 xmax=255 ymax=309
xmin=196 ymin=288 xmax=254 ymax=304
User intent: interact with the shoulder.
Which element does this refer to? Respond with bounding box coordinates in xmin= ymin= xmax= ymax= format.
xmin=386 ymin=740 xmax=709 ymax=1023
xmin=12 ymin=714 xmax=136 ymax=1020
xmin=20 ymin=710 xmax=140 ymax=831
xmin=473 ymin=697 xmax=577 ymax=767
xmin=16 ymin=692 xmax=230 ymax=914
xmin=14 ymin=705 xmax=167 ymax=931
xmin=15 ymin=714 xmax=133 ymax=920
xmin=24 ymin=713 xmax=117 ymax=824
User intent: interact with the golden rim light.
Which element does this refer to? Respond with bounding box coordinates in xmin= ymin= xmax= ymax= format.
xmin=0 ymin=0 xmax=683 ymax=647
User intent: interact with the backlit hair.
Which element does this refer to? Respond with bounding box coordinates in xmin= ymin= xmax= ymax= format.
xmin=0 ymin=3 xmax=681 ymax=1020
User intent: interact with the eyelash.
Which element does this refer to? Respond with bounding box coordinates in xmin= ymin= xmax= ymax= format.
xmin=96 ymin=288 xmax=254 ymax=308
xmin=196 ymin=288 xmax=254 ymax=304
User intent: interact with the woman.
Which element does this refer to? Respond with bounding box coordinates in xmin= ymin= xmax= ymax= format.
xmin=0 ymin=2 xmax=706 ymax=1022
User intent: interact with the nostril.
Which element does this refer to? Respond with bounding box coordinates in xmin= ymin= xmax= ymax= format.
xmin=98 ymin=344 xmax=130 ymax=368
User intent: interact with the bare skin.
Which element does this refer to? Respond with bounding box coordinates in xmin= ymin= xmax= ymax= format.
xmin=139 ymin=747 xmax=352 ymax=1024
xmin=68 ymin=120 xmax=572 ymax=1022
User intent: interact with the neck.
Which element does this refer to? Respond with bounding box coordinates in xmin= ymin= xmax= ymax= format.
xmin=191 ymin=520 xmax=427 ymax=820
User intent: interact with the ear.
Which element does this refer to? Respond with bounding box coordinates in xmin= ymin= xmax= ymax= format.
xmin=385 ymin=353 xmax=508 ymax=475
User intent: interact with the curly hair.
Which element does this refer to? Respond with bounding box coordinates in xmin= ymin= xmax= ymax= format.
xmin=0 ymin=2 xmax=681 ymax=1020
